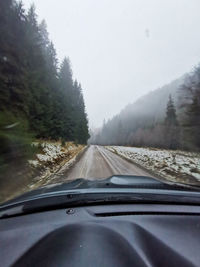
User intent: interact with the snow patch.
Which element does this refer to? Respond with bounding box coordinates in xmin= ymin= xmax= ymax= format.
xmin=28 ymin=141 xmax=82 ymax=168
xmin=107 ymin=146 xmax=200 ymax=183
xmin=27 ymin=141 xmax=85 ymax=189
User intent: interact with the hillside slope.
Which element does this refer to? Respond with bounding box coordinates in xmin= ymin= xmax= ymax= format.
xmin=90 ymin=75 xmax=186 ymax=145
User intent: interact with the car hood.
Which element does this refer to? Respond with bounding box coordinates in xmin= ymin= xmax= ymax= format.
xmin=1 ymin=175 xmax=200 ymax=219
xmin=4 ymin=175 xmax=197 ymax=205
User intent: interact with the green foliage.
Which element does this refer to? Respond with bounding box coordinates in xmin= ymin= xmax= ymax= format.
xmin=179 ymin=67 xmax=200 ymax=151
xmin=165 ymin=95 xmax=178 ymax=126
xmin=164 ymin=95 xmax=180 ymax=149
xmin=0 ymin=0 xmax=89 ymax=160
xmin=0 ymin=112 xmax=35 ymax=169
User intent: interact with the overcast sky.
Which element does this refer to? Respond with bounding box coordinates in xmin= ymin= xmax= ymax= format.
xmin=24 ymin=0 xmax=200 ymax=128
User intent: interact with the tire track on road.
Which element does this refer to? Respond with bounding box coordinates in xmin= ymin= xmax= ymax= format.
xmin=53 ymin=145 xmax=153 ymax=182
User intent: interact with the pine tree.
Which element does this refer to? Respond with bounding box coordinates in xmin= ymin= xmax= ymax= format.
xmin=183 ymin=94 xmax=200 ymax=150
xmin=164 ymin=95 xmax=179 ymax=149
xmin=117 ymin=120 xmax=123 ymax=144
xmin=58 ymin=58 xmax=75 ymax=140
xmin=0 ymin=0 xmax=28 ymax=113
xmin=38 ymin=21 xmax=60 ymax=139
xmin=25 ymin=5 xmax=58 ymax=138
xmin=0 ymin=0 xmax=89 ymax=145
xmin=76 ymin=83 xmax=90 ymax=144
xmin=165 ymin=95 xmax=178 ymax=126
xmin=179 ymin=65 xmax=200 ymax=150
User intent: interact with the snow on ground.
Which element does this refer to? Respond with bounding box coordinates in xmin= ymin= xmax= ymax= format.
xmin=107 ymin=146 xmax=200 ymax=183
xmin=0 ymin=141 xmax=86 ymax=202
xmin=29 ymin=141 xmax=79 ymax=167
xmin=27 ymin=141 xmax=85 ymax=189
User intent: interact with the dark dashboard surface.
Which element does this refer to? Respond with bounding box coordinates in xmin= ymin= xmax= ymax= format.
xmin=1 ymin=203 xmax=200 ymax=267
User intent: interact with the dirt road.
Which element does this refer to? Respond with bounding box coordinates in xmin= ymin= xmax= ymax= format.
xmin=60 ymin=145 xmax=153 ymax=180
xmin=0 ymin=145 xmax=154 ymax=203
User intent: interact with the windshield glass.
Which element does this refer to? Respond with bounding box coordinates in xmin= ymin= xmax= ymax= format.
xmin=0 ymin=0 xmax=200 ymax=204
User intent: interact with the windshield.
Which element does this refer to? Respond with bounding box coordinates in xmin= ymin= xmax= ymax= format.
xmin=0 ymin=0 xmax=200 ymax=205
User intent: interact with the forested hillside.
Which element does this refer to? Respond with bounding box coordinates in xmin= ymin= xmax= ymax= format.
xmin=91 ymin=68 xmax=200 ymax=151
xmin=0 ymin=0 xmax=89 ymax=147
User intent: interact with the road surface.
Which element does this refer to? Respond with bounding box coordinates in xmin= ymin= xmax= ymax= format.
xmin=0 ymin=145 xmax=154 ymax=203
xmin=59 ymin=145 xmax=153 ymax=181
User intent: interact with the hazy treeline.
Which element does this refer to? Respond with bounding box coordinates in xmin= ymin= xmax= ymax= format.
xmin=91 ymin=67 xmax=200 ymax=151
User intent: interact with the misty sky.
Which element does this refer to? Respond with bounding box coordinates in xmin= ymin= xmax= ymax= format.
xmin=24 ymin=0 xmax=200 ymax=128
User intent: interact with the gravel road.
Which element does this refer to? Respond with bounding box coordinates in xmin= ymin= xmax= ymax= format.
xmin=63 ymin=145 xmax=153 ymax=180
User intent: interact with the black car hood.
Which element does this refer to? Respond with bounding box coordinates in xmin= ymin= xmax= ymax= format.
xmin=4 ymin=175 xmax=198 ymax=206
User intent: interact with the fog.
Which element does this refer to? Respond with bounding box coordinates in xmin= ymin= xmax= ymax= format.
xmin=24 ymin=0 xmax=200 ymax=128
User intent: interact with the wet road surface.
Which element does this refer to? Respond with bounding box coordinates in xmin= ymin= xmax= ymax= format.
xmin=62 ymin=145 xmax=153 ymax=180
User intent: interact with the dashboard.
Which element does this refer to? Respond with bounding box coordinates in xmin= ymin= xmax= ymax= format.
xmin=1 ymin=203 xmax=200 ymax=266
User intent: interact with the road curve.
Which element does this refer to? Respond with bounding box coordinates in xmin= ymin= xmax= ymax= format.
xmin=61 ymin=145 xmax=153 ymax=181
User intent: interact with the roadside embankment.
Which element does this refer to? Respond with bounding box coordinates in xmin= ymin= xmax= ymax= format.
xmin=0 ymin=141 xmax=86 ymax=203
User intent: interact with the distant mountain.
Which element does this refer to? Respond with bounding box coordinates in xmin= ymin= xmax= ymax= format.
xmin=121 ymin=75 xmax=186 ymax=121
xmin=90 ymin=74 xmax=187 ymax=145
